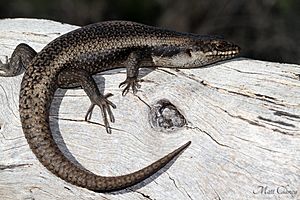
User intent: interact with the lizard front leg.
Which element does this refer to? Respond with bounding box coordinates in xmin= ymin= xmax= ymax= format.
xmin=119 ymin=51 xmax=143 ymax=96
xmin=58 ymin=69 xmax=116 ymax=133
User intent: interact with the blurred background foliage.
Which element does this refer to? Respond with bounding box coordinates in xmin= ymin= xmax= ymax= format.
xmin=0 ymin=0 xmax=299 ymax=64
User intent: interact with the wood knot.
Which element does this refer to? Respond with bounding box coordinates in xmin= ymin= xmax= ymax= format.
xmin=149 ymin=99 xmax=186 ymax=132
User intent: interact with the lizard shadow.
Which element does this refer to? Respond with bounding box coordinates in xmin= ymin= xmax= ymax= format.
xmin=50 ymin=74 xmax=112 ymax=171
xmin=100 ymin=67 xmax=156 ymax=83
xmin=49 ymin=68 xmax=182 ymax=193
xmin=50 ymin=88 xmax=86 ymax=169
xmin=48 ymin=59 xmax=241 ymax=192
xmin=48 ymin=58 xmax=242 ymax=192
xmin=109 ymin=151 xmax=185 ymax=195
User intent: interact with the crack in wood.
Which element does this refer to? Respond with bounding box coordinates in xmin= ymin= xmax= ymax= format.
xmin=191 ymin=77 xmax=286 ymax=107
xmin=53 ymin=117 xmax=123 ymax=132
xmin=257 ymin=116 xmax=295 ymax=128
xmin=157 ymin=68 xmax=179 ymax=76
xmin=272 ymin=128 xmax=294 ymax=136
xmin=21 ymin=31 xmax=49 ymax=37
xmin=236 ymin=115 xmax=266 ymax=128
xmin=254 ymin=93 xmax=277 ymax=101
xmin=224 ymin=65 xmax=266 ymax=75
xmin=191 ymin=126 xmax=232 ymax=149
xmin=0 ymin=163 xmax=31 ymax=170
xmin=220 ymin=108 xmax=266 ymax=128
xmin=271 ymin=109 xmax=300 ymax=120
xmin=134 ymin=191 xmax=153 ymax=200
xmin=228 ymin=91 xmax=285 ymax=106
xmin=135 ymin=94 xmax=151 ymax=108
xmin=167 ymin=173 xmax=193 ymax=200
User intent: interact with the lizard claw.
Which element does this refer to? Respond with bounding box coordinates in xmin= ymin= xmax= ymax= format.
xmin=0 ymin=55 xmax=8 ymax=65
xmin=0 ymin=56 xmax=9 ymax=75
xmin=85 ymin=93 xmax=116 ymax=134
xmin=119 ymin=77 xmax=141 ymax=96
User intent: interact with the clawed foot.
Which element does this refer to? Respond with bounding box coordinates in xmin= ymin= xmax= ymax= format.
xmin=0 ymin=56 xmax=9 ymax=75
xmin=0 ymin=55 xmax=8 ymax=65
xmin=85 ymin=93 xmax=116 ymax=134
xmin=0 ymin=55 xmax=24 ymax=77
xmin=119 ymin=77 xmax=141 ymax=96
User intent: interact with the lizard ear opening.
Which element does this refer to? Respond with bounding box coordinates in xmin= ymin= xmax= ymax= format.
xmin=185 ymin=49 xmax=192 ymax=57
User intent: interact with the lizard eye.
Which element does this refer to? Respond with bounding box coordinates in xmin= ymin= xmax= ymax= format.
xmin=215 ymin=42 xmax=226 ymax=50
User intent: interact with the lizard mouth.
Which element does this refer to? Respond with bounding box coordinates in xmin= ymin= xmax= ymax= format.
xmin=202 ymin=39 xmax=241 ymax=58
xmin=205 ymin=45 xmax=240 ymax=58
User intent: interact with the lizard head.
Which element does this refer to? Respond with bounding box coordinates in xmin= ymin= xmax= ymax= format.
xmin=151 ymin=39 xmax=240 ymax=68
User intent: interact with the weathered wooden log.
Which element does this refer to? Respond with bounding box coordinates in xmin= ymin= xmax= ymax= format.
xmin=0 ymin=18 xmax=299 ymax=200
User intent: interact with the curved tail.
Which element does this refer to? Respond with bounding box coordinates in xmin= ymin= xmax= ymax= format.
xmin=19 ymin=73 xmax=190 ymax=191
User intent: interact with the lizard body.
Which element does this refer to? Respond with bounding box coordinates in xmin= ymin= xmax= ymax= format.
xmin=0 ymin=21 xmax=240 ymax=191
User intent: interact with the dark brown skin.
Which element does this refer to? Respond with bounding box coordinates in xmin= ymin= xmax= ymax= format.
xmin=0 ymin=21 xmax=240 ymax=191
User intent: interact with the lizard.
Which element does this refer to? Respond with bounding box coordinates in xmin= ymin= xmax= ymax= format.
xmin=0 ymin=20 xmax=240 ymax=192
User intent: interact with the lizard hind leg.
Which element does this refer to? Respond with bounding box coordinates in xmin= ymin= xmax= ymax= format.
xmin=0 ymin=43 xmax=36 ymax=77
xmin=58 ymin=69 xmax=116 ymax=133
